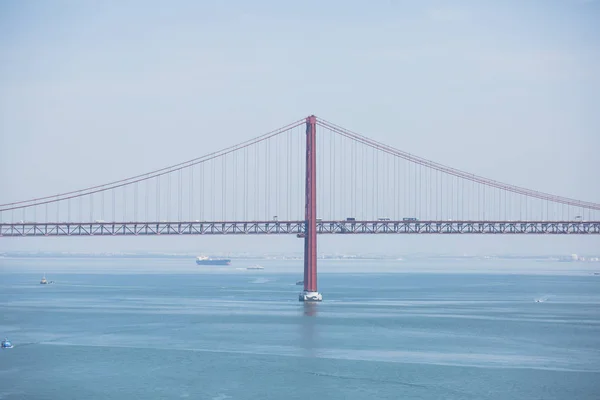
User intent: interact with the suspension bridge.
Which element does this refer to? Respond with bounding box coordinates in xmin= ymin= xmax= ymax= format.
xmin=1 ymin=116 xmax=599 ymax=301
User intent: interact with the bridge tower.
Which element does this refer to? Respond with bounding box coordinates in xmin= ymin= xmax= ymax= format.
xmin=299 ymin=115 xmax=322 ymax=302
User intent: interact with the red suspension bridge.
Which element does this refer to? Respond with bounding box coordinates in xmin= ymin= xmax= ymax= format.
xmin=1 ymin=116 xmax=599 ymax=301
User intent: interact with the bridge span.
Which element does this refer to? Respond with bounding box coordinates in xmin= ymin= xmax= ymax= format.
xmin=1 ymin=220 xmax=599 ymax=237
xmin=2 ymin=115 xmax=599 ymax=301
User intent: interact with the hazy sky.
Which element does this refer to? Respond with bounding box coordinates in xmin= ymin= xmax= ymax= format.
xmin=1 ymin=0 xmax=599 ymax=255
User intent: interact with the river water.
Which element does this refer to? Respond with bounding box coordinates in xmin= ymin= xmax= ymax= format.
xmin=1 ymin=258 xmax=599 ymax=399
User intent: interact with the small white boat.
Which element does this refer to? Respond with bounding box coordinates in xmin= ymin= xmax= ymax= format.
xmin=246 ymin=265 xmax=264 ymax=270
xmin=1 ymin=338 xmax=13 ymax=349
xmin=40 ymin=275 xmax=48 ymax=284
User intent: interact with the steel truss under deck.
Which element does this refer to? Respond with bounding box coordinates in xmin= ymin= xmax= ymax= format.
xmin=1 ymin=220 xmax=599 ymax=237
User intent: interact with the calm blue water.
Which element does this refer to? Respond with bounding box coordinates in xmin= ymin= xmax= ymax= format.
xmin=1 ymin=258 xmax=599 ymax=399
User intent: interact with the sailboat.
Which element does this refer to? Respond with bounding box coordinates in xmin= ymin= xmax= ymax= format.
xmin=40 ymin=274 xmax=48 ymax=284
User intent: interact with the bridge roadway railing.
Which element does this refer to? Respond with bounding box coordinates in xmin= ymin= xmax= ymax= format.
xmin=1 ymin=220 xmax=599 ymax=237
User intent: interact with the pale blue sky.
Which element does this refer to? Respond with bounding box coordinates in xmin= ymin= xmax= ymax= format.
xmin=1 ymin=0 xmax=599 ymax=255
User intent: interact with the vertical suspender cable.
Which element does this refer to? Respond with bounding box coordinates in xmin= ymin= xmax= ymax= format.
xmin=135 ymin=182 xmax=139 ymax=221
xmin=233 ymin=150 xmax=237 ymax=221
xmin=211 ymin=161 xmax=215 ymax=220
xmin=222 ymin=154 xmax=226 ymax=221
xmin=123 ymin=185 xmax=126 ymax=222
xmin=190 ymin=165 xmax=194 ymax=221
xmin=200 ymin=164 xmax=204 ymax=221
xmin=145 ymin=176 xmax=149 ymax=222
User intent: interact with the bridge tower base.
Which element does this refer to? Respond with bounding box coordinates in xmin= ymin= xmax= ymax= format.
xmin=300 ymin=115 xmax=322 ymax=302
xmin=299 ymin=291 xmax=323 ymax=302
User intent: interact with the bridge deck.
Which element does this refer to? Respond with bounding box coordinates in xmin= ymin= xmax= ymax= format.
xmin=1 ymin=220 xmax=599 ymax=237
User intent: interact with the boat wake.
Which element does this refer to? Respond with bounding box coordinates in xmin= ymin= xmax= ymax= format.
xmin=534 ymin=295 xmax=551 ymax=303
xmin=250 ymin=278 xmax=270 ymax=284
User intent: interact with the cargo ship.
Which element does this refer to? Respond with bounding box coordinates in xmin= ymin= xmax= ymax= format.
xmin=196 ymin=256 xmax=231 ymax=266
